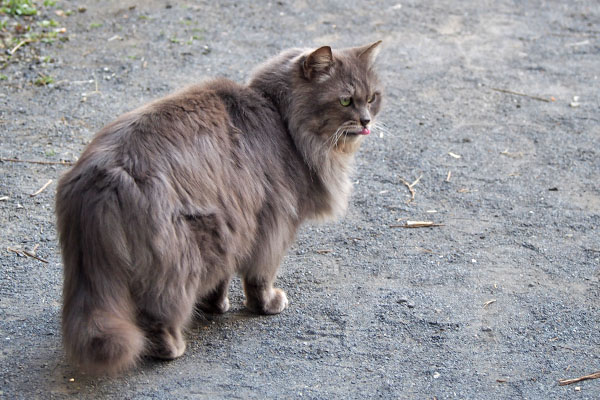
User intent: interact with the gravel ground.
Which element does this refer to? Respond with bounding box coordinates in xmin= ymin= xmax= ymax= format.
xmin=1 ymin=1 xmax=599 ymax=398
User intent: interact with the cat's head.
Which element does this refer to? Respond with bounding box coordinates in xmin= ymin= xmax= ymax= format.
xmin=291 ymin=41 xmax=383 ymax=154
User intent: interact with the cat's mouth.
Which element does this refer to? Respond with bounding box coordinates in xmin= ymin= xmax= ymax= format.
xmin=345 ymin=127 xmax=371 ymax=136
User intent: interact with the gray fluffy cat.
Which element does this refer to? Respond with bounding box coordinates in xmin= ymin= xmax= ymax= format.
xmin=55 ymin=41 xmax=383 ymax=374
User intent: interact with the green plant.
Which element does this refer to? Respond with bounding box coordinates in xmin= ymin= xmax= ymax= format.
xmin=34 ymin=74 xmax=53 ymax=86
xmin=2 ymin=0 xmax=37 ymax=16
xmin=38 ymin=19 xmax=58 ymax=28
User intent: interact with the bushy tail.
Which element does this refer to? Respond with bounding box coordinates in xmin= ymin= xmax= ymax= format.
xmin=62 ymin=287 xmax=146 ymax=375
xmin=56 ymin=167 xmax=147 ymax=375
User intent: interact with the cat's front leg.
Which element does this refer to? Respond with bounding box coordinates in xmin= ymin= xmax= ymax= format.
xmin=243 ymin=279 xmax=289 ymax=315
xmin=241 ymin=211 xmax=295 ymax=315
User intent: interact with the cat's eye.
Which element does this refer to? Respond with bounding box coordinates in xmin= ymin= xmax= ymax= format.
xmin=368 ymin=94 xmax=376 ymax=103
xmin=340 ymin=97 xmax=352 ymax=107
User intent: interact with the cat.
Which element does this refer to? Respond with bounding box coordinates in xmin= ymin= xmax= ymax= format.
xmin=55 ymin=41 xmax=383 ymax=375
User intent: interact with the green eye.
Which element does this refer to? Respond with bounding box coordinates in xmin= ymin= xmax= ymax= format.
xmin=340 ymin=97 xmax=352 ymax=107
xmin=368 ymin=94 xmax=376 ymax=103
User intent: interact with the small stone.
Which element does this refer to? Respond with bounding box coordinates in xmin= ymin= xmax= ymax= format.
xmin=433 ymin=371 xmax=441 ymax=379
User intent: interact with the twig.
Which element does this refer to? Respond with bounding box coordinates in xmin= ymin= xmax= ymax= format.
xmin=0 ymin=158 xmax=74 ymax=166
xmin=30 ymin=179 xmax=53 ymax=197
xmin=390 ymin=221 xmax=444 ymax=228
xmin=500 ymin=149 xmax=523 ymax=158
xmin=9 ymin=39 xmax=32 ymax=55
xmin=416 ymin=246 xmax=433 ymax=253
xmin=559 ymin=371 xmax=600 ymax=386
xmin=399 ymin=175 xmax=422 ymax=204
xmin=7 ymin=247 xmax=49 ymax=264
xmin=22 ymin=250 xmax=49 ymax=263
xmin=490 ymin=87 xmax=553 ymax=103
xmin=483 ymin=299 xmax=497 ymax=308
xmin=555 ymin=344 xmax=575 ymax=351
xmin=92 ymin=72 xmax=100 ymax=94
xmin=7 ymin=248 xmax=21 ymax=256
xmin=315 ymin=249 xmax=333 ymax=254
xmin=445 ymin=171 xmax=451 ymax=182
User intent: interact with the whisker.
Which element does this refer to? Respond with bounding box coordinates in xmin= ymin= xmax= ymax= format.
xmin=372 ymin=121 xmax=396 ymax=138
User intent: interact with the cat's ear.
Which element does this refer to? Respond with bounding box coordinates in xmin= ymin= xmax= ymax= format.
xmin=303 ymin=46 xmax=334 ymax=80
xmin=356 ymin=40 xmax=382 ymax=66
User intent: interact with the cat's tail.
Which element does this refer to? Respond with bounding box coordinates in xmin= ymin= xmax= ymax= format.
xmin=61 ymin=284 xmax=146 ymax=376
xmin=57 ymin=171 xmax=146 ymax=375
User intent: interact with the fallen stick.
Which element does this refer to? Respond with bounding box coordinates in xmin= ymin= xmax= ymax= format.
xmin=399 ymin=175 xmax=422 ymax=203
xmin=0 ymin=158 xmax=74 ymax=166
xmin=390 ymin=221 xmax=444 ymax=228
xmin=30 ymin=179 xmax=53 ymax=197
xmin=315 ymin=249 xmax=333 ymax=254
xmin=558 ymin=371 xmax=600 ymax=386
xmin=416 ymin=246 xmax=433 ymax=253
xmin=445 ymin=171 xmax=451 ymax=182
xmin=23 ymin=250 xmax=49 ymax=264
xmin=500 ymin=149 xmax=523 ymax=158
xmin=7 ymin=247 xmax=49 ymax=264
xmin=9 ymin=39 xmax=31 ymax=55
xmin=483 ymin=299 xmax=497 ymax=308
xmin=490 ymin=87 xmax=552 ymax=103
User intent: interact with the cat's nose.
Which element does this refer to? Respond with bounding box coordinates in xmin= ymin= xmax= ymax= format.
xmin=360 ymin=117 xmax=371 ymax=127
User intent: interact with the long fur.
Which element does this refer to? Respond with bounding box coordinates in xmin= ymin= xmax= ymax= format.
xmin=56 ymin=42 xmax=383 ymax=375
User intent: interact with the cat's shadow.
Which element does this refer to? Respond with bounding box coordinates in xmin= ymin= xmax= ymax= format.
xmin=42 ymin=307 xmax=267 ymax=392
xmin=192 ymin=306 xmax=268 ymax=329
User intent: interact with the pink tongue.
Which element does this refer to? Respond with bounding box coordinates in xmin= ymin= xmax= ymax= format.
xmin=360 ymin=128 xmax=371 ymax=135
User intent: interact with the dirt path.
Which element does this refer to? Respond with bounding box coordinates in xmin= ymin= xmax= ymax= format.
xmin=1 ymin=1 xmax=599 ymax=398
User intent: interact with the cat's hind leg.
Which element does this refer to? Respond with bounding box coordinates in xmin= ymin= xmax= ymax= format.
xmin=139 ymin=311 xmax=187 ymax=360
xmin=196 ymin=277 xmax=231 ymax=314
xmin=136 ymin=229 xmax=201 ymax=360
xmin=138 ymin=284 xmax=193 ymax=360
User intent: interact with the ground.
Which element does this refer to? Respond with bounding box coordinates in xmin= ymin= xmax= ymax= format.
xmin=0 ymin=0 xmax=599 ymax=399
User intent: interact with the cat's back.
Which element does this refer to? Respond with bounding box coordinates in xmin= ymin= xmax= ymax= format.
xmin=71 ymin=78 xmax=282 ymax=172
xmin=56 ymin=77 xmax=299 ymax=227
